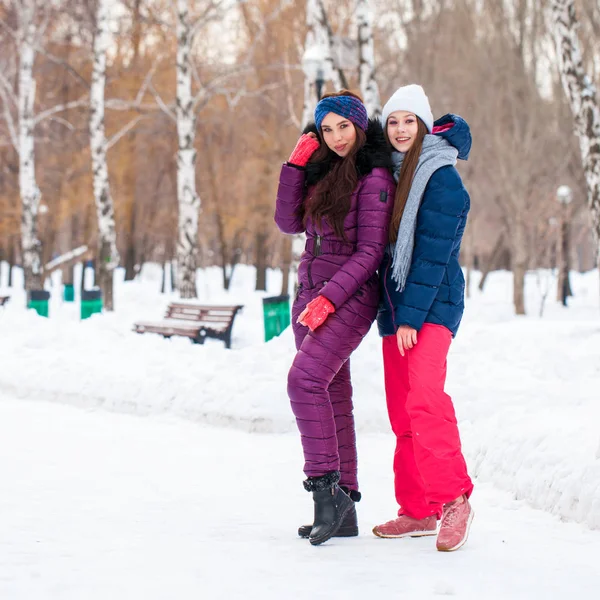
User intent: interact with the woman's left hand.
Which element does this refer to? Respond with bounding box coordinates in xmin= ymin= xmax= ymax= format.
xmin=297 ymin=295 xmax=335 ymax=331
xmin=396 ymin=325 xmax=417 ymax=357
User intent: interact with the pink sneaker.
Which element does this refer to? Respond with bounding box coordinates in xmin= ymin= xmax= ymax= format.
xmin=436 ymin=496 xmax=474 ymax=552
xmin=372 ymin=514 xmax=437 ymax=538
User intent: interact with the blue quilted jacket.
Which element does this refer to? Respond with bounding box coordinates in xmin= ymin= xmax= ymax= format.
xmin=377 ymin=113 xmax=472 ymax=338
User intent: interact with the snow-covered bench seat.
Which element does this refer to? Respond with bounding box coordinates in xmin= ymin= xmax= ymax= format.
xmin=133 ymin=303 xmax=244 ymax=349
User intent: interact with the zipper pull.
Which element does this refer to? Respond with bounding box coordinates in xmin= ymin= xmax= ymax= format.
xmin=315 ymin=235 xmax=322 ymax=256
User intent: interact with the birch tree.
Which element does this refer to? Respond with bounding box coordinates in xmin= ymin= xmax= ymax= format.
xmin=301 ymin=0 xmax=345 ymax=127
xmin=174 ymin=0 xmax=202 ymax=298
xmin=356 ymin=0 xmax=381 ymax=118
xmin=551 ymin=0 xmax=600 ymax=286
xmin=89 ymin=0 xmax=119 ymax=310
xmin=17 ymin=3 xmax=41 ymax=292
xmin=146 ymin=0 xmax=278 ymax=297
xmin=0 ymin=1 xmax=86 ymax=293
xmin=0 ymin=1 xmax=43 ymax=292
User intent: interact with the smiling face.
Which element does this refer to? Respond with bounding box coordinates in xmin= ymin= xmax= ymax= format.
xmin=320 ymin=112 xmax=357 ymax=157
xmin=386 ymin=110 xmax=419 ymax=152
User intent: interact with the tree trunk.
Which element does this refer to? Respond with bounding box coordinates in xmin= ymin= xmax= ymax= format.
xmin=512 ymin=218 xmax=528 ymax=315
xmin=221 ymin=263 xmax=228 ymax=290
xmin=175 ymin=0 xmax=200 ymax=299
xmin=90 ymin=259 xmax=96 ymax=287
xmin=315 ymin=0 xmax=346 ymax=90
xmin=62 ymin=264 xmax=74 ymax=285
xmin=301 ymin=0 xmax=345 ymax=127
xmin=556 ymin=216 xmax=573 ymax=304
xmin=513 ymin=266 xmax=526 ymax=315
xmin=357 ymin=0 xmax=381 ymax=119
xmin=7 ymin=239 xmax=15 ymax=288
xmin=18 ymin=12 xmax=42 ymax=292
xmin=280 ymin=236 xmax=292 ymax=297
xmin=255 ymin=231 xmax=268 ymax=291
xmin=478 ymin=232 xmax=506 ymax=291
xmin=97 ymin=241 xmax=114 ymax=310
xmin=90 ymin=0 xmax=120 ymax=311
xmin=123 ymin=199 xmax=137 ymax=282
xmin=302 ymin=0 xmax=321 ymax=124
xmin=124 ymin=239 xmax=136 ymax=281
xmin=552 ymin=0 xmax=600 ymax=301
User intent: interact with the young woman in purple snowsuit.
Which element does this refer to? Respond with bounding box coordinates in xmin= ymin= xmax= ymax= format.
xmin=275 ymin=91 xmax=395 ymax=545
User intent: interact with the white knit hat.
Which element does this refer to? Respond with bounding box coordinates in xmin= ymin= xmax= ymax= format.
xmin=381 ymin=84 xmax=434 ymax=133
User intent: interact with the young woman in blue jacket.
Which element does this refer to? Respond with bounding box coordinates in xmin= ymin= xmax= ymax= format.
xmin=372 ymin=85 xmax=474 ymax=552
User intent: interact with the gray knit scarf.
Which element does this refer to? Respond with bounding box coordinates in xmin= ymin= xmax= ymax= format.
xmin=390 ymin=135 xmax=458 ymax=292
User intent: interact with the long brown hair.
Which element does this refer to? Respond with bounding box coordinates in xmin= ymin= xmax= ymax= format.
xmin=385 ymin=117 xmax=428 ymax=243
xmin=303 ymin=90 xmax=367 ymax=240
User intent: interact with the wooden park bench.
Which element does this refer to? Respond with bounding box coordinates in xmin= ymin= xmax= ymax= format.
xmin=133 ymin=303 xmax=244 ymax=349
xmin=0 ymin=295 xmax=9 ymax=307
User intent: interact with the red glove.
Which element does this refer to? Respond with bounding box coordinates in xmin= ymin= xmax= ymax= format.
xmin=297 ymin=295 xmax=335 ymax=331
xmin=288 ymin=134 xmax=320 ymax=167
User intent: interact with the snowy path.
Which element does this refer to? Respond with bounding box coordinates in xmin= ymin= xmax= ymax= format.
xmin=1 ymin=397 xmax=598 ymax=600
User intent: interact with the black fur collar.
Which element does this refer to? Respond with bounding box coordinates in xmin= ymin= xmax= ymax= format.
xmin=303 ymin=118 xmax=392 ymax=187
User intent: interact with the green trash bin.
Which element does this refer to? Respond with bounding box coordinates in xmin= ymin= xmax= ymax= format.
xmin=28 ymin=290 xmax=50 ymax=318
xmin=63 ymin=283 xmax=75 ymax=302
xmin=81 ymin=288 xmax=103 ymax=320
xmin=262 ymin=294 xmax=290 ymax=342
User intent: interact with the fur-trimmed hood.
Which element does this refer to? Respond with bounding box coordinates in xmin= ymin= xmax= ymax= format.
xmin=302 ymin=118 xmax=392 ymax=187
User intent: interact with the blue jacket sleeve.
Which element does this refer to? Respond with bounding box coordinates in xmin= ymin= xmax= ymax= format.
xmin=393 ymin=166 xmax=467 ymax=331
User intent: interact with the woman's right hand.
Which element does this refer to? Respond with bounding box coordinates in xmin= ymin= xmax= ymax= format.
xmin=288 ymin=133 xmax=320 ymax=167
xmin=396 ymin=325 xmax=418 ymax=357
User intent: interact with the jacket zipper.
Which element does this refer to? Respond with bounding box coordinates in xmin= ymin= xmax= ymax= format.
xmin=383 ymin=257 xmax=394 ymax=323
xmin=307 ymin=235 xmax=322 ymax=289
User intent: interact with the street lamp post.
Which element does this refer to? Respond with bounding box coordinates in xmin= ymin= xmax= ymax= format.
xmin=556 ymin=185 xmax=573 ymax=306
xmin=315 ymin=65 xmax=325 ymax=101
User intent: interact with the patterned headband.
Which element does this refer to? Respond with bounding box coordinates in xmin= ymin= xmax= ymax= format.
xmin=314 ymin=96 xmax=369 ymax=132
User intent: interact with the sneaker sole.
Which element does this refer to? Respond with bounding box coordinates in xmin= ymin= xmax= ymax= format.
xmin=436 ymin=508 xmax=474 ymax=552
xmin=372 ymin=527 xmax=437 ymax=539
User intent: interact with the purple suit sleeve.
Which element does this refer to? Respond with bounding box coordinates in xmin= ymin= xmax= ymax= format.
xmin=320 ymin=168 xmax=395 ymax=309
xmin=274 ymin=163 xmax=307 ymax=234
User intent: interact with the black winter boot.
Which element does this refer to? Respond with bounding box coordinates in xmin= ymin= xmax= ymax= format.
xmin=297 ymin=487 xmax=361 ymax=538
xmin=303 ymin=472 xmax=354 ymax=546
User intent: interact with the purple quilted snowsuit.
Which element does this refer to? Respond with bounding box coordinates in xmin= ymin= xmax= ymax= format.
xmin=274 ymin=121 xmax=395 ymax=492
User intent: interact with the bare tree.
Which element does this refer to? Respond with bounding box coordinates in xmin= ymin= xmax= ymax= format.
xmin=174 ymin=0 xmax=204 ymax=298
xmin=143 ymin=0 xmax=230 ymax=298
xmin=0 ymin=1 xmax=86 ymax=292
xmin=301 ymin=0 xmax=345 ymax=127
xmin=356 ymin=0 xmax=381 ymax=117
xmin=551 ymin=0 xmax=600 ymax=292
xmin=89 ymin=0 xmax=119 ymax=310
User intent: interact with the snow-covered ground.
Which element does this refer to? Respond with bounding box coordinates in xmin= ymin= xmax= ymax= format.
xmin=1 ymin=396 xmax=599 ymax=600
xmin=1 ymin=263 xmax=599 ymax=529
xmin=1 ymin=262 xmax=599 ymax=597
